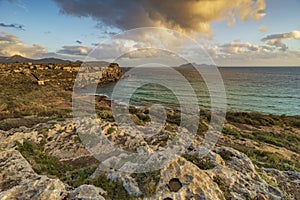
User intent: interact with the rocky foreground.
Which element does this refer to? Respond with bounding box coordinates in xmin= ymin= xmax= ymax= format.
xmin=0 ymin=62 xmax=300 ymax=199
xmin=0 ymin=107 xmax=300 ymax=199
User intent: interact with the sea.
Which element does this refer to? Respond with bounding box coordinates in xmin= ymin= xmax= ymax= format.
xmin=96 ymin=67 xmax=300 ymax=116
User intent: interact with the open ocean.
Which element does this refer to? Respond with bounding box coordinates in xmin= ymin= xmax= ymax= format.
xmin=97 ymin=67 xmax=300 ymax=116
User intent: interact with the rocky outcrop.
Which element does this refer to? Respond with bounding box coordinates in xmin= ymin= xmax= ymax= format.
xmin=69 ymin=184 xmax=106 ymax=200
xmin=0 ymin=120 xmax=91 ymax=161
xmin=75 ymin=63 xmax=124 ymax=88
xmin=261 ymin=168 xmax=300 ymax=199
xmin=0 ymin=150 xmax=106 ymax=200
xmin=153 ymin=156 xmax=225 ymax=200
xmin=206 ymin=147 xmax=283 ymax=200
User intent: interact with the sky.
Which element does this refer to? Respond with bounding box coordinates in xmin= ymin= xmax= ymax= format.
xmin=0 ymin=0 xmax=300 ymax=66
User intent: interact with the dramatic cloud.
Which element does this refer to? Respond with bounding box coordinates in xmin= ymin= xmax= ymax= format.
xmin=53 ymin=0 xmax=266 ymax=35
xmin=57 ymin=45 xmax=92 ymax=56
xmin=0 ymin=22 xmax=25 ymax=30
xmin=261 ymin=30 xmax=300 ymax=51
xmin=0 ymin=31 xmax=47 ymax=58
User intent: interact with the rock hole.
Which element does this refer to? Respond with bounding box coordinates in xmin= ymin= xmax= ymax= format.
xmin=168 ymin=178 xmax=182 ymax=192
xmin=163 ymin=198 xmax=173 ymax=200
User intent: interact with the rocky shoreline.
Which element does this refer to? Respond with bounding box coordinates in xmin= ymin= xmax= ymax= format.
xmin=0 ymin=62 xmax=300 ymax=199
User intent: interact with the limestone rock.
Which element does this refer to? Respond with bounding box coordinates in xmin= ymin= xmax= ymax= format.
xmin=0 ymin=150 xmax=106 ymax=200
xmin=205 ymin=147 xmax=284 ymax=200
xmin=68 ymin=184 xmax=106 ymax=200
xmin=0 ymin=150 xmax=69 ymax=199
xmin=261 ymin=168 xmax=300 ymax=199
xmin=153 ymin=156 xmax=225 ymax=200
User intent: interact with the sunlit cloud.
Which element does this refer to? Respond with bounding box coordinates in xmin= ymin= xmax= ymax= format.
xmin=0 ymin=31 xmax=47 ymax=58
xmin=261 ymin=30 xmax=300 ymax=51
xmin=57 ymin=45 xmax=92 ymax=56
xmin=53 ymin=0 xmax=266 ymax=36
xmin=259 ymin=26 xmax=267 ymax=32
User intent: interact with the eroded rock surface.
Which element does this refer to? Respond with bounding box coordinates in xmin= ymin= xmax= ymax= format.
xmin=0 ymin=150 xmax=105 ymax=200
xmin=0 ymin=116 xmax=299 ymax=199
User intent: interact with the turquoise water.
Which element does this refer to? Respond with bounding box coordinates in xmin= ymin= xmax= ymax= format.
xmin=97 ymin=67 xmax=300 ymax=116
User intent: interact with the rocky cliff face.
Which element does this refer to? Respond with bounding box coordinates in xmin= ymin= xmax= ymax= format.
xmin=75 ymin=63 xmax=124 ymax=88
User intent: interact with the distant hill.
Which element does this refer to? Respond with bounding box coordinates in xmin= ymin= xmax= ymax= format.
xmin=0 ymin=55 xmax=73 ymax=64
xmin=177 ymin=63 xmax=216 ymax=68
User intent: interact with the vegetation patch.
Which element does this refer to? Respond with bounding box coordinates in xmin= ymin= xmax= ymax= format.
xmin=84 ymin=173 xmax=134 ymax=200
xmin=16 ymin=140 xmax=132 ymax=199
xmin=107 ymin=127 xmax=115 ymax=134
xmin=16 ymin=140 xmax=73 ymax=176
xmin=132 ymin=170 xmax=161 ymax=197
xmin=213 ymin=175 xmax=232 ymax=200
xmin=218 ymin=149 xmax=233 ymax=161
xmin=244 ymin=131 xmax=300 ymax=153
xmin=238 ymin=148 xmax=300 ymax=172
xmin=258 ymin=171 xmax=278 ymax=188
xmin=222 ymin=127 xmax=241 ymax=138
xmin=182 ymin=154 xmax=215 ymax=170
xmin=226 ymin=111 xmax=300 ymax=129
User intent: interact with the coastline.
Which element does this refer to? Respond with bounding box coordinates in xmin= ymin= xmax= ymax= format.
xmin=1 ymin=62 xmax=300 ymax=199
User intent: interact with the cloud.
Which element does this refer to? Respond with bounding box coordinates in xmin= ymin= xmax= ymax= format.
xmin=53 ymin=0 xmax=266 ymax=35
xmin=261 ymin=30 xmax=300 ymax=51
xmin=261 ymin=30 xmax=300 ymax=41
xmin=220 ymin=40 xmax=273 ymax=55
xmin=0 ymin=31 xmax=86 ymax=60
xmin=57 ymin=45 xmax=92 ymax=56
xmin=214 ymin=49 xmax=300 ymax=66
xmin=0 ymin=22 xmax=25 ymax=30
xmin=76 ymin=40 xmax=82 ymax=44
xmin=259 ymin=26 xmax=267 ymax=32
xmin=0 ymin=31 xmax=48 ymax=58
xmin=101 ymin=30 xmax=118 ymax=36
xmin=208 ymin=34 xmax=300 ymax=66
